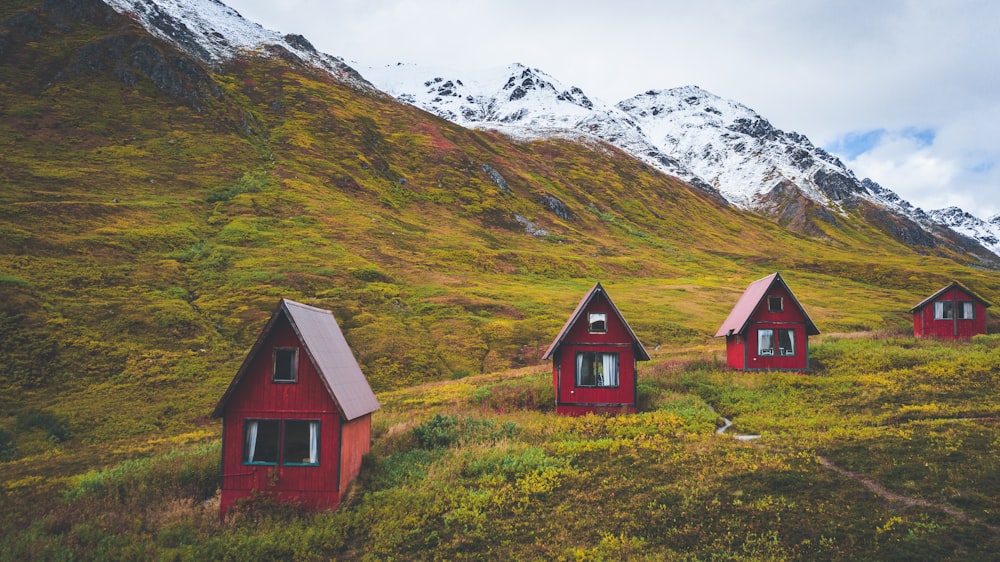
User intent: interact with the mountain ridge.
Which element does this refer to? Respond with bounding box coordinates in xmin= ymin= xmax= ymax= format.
xmin=90 ymin=0 xmax=1000 ymax=261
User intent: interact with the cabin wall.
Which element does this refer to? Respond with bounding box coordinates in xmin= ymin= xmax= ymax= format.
xmin=913 ymin=287 xmax=988 ymax=339
xmin=338 ymin=414 xmax=372 ymax=495
xmin=219 ymin=315 xmax=343 ymax=517
xmin=725 ymin=334 xmax=746 ymax=370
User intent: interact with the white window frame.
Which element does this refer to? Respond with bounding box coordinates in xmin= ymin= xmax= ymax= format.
xmin=588 ymin=313 xmax=608 ymax=333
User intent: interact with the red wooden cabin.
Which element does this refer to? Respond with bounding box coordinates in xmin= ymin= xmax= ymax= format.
xmin=543 ymin=282 xmax=650 ymax=415
xmin=910 ymin=281 xmax=990 ymax=339
xmin=715 ymin=273 xmax=819 ymax=372
xmin=212 ymin=299 xmax=379 ymax=518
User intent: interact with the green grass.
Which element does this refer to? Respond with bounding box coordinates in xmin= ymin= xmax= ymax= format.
xmin=3 ymin=336 xmax=1000 ymax=560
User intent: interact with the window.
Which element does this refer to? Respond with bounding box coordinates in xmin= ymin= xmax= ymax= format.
xmin=243 ymin=419 xmax=319 ymax=466
xmin=758 ymin=329 xmax=795 ymax=357
xmin=243 ymin=419 xmax=280 ymax=464
xmin=934 ymin=301 xmax=953 ymax=320
xmin=575 ymin=352 xmax=619 ymax=387
xmin=959 ymin=301 xmax=975 ymax=320
xmin=768 ymin=296 xmax=783 ymax=313
xmin=273 ymin=348 xmax=298 ymax=382
xmin=283 ymin=420 xmax=320 ymax=465
xmin=588 ymin=313 xmax=607 ymax=333
xmin=777 ymin=329 xmax=795 ymax=356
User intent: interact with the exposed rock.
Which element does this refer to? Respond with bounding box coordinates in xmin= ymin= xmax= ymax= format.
xmin=539 ymin=194 xmax=573 ymax=221
xmin=283 ymin=33 xmax=315 ymax=53
xmin=812 ymin=168 xmax=862 ymax=201
xmin=482 ymin=164 xmax=512 ymax=195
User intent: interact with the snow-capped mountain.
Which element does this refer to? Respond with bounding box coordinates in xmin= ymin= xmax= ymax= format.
xmin=103 ymin=0 xmax=365 ymax=84
xmin=366 ymin=62 xmax=1000 ymax=259
xmin=100 ymin=0 xmax=1000 ymax=260
xmin=927 ymin=208 xmax=1000 ymax=257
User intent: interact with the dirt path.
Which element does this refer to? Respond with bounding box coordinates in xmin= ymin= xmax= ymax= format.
xmin=815 ymin=455 xmax=1000 ymax=534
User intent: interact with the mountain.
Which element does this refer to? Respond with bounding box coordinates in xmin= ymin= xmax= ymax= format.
xmin=365 ymin=64 xmax=1000 ymax=262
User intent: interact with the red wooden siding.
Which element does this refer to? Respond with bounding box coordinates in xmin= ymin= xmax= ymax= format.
xmin=338 ymin=415 xmax=372 ymax=495
xmin=912 ymin=285 xmax=988 ymax=339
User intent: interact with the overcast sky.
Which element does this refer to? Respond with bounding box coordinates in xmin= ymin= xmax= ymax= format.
xmin=224 ymin=0 xmax=1000 ymax=219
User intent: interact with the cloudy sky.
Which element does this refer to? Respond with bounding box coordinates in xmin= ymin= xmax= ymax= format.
xmin=224 ymin=0 xmax=1000 ymax=218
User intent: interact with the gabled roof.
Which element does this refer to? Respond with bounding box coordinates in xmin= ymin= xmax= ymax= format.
xmin=542 ymin=282 xmax=650 ymax=361
xmin=909 ymin=281 xmax=992 ymax=313
xmin=213 ymin=299 xmax=379 ymax=421
xmin=714 ymin=272 xmax=820 ymax=338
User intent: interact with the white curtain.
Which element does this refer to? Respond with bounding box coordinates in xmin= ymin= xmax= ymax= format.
xmin=758 ymin=330 xmax=774 ymax=355
xmin=602 ymin=353 xmax=618 ymax=387
xmin=786 ymin=330 xmax=795 ymax=355
xmin=308 ymin=421 xmax=319 ymax=464
xmin=963 ymin=302 xmax=974 ymax=319
xmin=246 ymin=420 xmax=258 ymax=463
xmin=935 ymin=302 xmax=944 ymax=319
xmin=576 ymin=353 xmax=585 ymax=385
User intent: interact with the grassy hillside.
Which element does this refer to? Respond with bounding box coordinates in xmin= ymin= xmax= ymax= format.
xmin=2 ymin=1 xmax=1000 ymax=558
xmin=4 ymin=335 xmax=1000 ymax=560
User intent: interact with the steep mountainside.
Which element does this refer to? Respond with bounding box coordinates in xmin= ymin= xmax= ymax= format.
xmin=367 ymin=64 xmax=1000 ymax=263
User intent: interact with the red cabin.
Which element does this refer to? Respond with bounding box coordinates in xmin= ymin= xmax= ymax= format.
xmin=910 ymin=281 xmax=990 ymax=339
xmin=212 ymin=299 xmax=379 ymax=518
xmin=715 ymin=273 xmax=819 ymax=372
xmin=543 ymin=282 xmax=650 ymax=415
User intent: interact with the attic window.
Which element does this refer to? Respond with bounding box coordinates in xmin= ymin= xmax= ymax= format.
xmin=588 ymin=313 xmax=607 ymax=333
xmin=273 ymin=348 xmax=298 ymax=383
xmin=768 ymin=296 xmax=783 ymax=313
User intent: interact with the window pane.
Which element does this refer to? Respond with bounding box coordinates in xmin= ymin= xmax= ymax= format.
xmin=283 ymin=420 xmax=319 ymax=465
xmin=935 ymin=301 xmax=954 ymax=320
xmin=244 ymin=419 xmax=279 ymax=464
xmin=575 ymin=352 xmax=619 ymax=387
xmin=588 ymin=313 xmax=607 ymax=333
xmin=758 ymin=329 xmax=774 ymax=355
xmin=274 ymin=349 xmax=297 ymax=382
xmin=778 ymin=329 xmax=795 ymax=356
xmin=960 ymin=302 xmax=974 ymax=319
xmin=768 ymin=296 xmax=782 ymax=313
